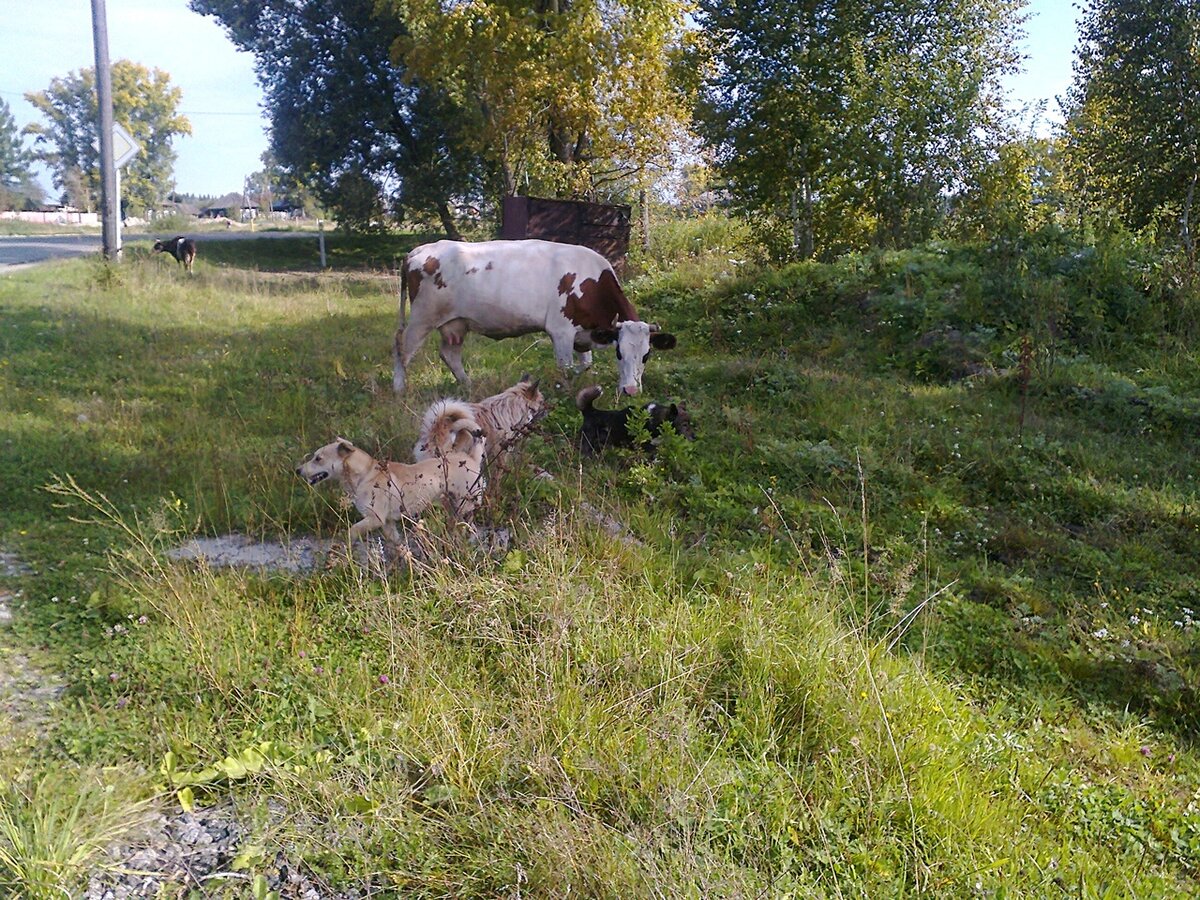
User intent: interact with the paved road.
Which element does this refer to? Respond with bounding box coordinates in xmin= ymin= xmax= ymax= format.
xmin=0 ymin=230 xmax=312 ymax=270
xmin=0 ymin=234 xmax=106 ymax=268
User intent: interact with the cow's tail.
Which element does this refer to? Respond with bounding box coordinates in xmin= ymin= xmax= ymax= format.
xmin=392 ymin=258 xmax=410 ymax=393
xmin=576 ymin=385 xmax=603 ymax=413
xmin=399 ymin=257 xmax=410 ymax=326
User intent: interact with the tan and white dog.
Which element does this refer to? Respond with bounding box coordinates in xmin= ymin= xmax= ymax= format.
xmin=414 ymin=374 xmax=546 ymax=466
xmin=296 ymin=428 xmax=486 ymax=544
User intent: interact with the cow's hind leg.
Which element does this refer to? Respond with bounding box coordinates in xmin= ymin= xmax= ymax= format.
xmin=393 ymin=310 xmax=439 ymax=394
xmin=438 ymin=319 xmax=471 ymax=386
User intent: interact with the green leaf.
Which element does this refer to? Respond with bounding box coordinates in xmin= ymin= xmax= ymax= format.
xmin=345 ymin=794 xmax=378 ymax=815
xmin=219 ymin=756 xmax=249 ymax=780
xmin=502 ymin=549 xmax=527 ymax=574
xmin=233 ymin=843 xmax=266 ymax=871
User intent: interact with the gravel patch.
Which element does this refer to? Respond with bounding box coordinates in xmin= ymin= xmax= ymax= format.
xmin=167 ymin=534 xmax=349 ymax=574
xmin=0 ymin=550 xmax=33 ymax=577
xmin=168 ymin=528 xmax=514 ymax=575
xmin=83 ymin=804 xmax=369 ymax=899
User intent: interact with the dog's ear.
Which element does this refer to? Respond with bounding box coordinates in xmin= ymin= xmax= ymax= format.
xmin=524 ymin=379 xmax=540 ymax=397
xmin=590 ymin=328 xmax=619 ymax=345
xmin=519 ymin=372 xmax=531 ymax=383
xmin=335 ymin=438 xmax=354 ymax=456
xmin=650 ymin=332 xmax=677 ymax=350
xmin=668 ymin=403 xmax=679 ymax=417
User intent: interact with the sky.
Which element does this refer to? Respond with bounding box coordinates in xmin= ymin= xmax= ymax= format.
xmin=0 ymin=0 xmax=1080 ymax=201
xmin=1 ymin=0 xmax=265 ymax=198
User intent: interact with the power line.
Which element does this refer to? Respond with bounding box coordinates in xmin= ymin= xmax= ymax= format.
xmin=179 ymin=109 xmax=265 ymax=117
xmin=3 ymin=88 xmax=264 ymax=118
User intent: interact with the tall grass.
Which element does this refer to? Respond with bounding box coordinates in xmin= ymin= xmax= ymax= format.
xmin=1 ymin=230 xmax=1198 ymax=894
xmin=0 ymin=771 xmax=152 ymax=899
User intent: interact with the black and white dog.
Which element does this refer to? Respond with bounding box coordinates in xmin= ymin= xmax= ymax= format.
xmin=152 ymin=236 xmax=197 ymax=273
xmin=576 ymin=385 xmax=694 ymax=455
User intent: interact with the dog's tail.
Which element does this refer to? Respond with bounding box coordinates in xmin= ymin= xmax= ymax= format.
xmin=414 ymin=399 xmax=481 ymax=460
xmin=575 ymin=384 xmax=603 ymax=413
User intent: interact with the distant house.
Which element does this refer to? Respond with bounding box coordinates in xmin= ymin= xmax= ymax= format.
xmin=151 ymin=200 xmax=200 ymax=220
xmin=200 ymin=203 xmax=258 ymax=221
xmin=271 ymin=200 xmax=306 ymax=219
xmin=200 ymin=193 xmax=258 ymax=221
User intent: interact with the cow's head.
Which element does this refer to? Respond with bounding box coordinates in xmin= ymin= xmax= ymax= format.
xmin=591 ymin=321 xmax=677 ymax=396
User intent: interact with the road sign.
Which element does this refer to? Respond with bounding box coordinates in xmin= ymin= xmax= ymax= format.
xmin=112 ymin=123 xmax=139 ymax=169
xmin=94 ymin=123 xmax=141 ymax=169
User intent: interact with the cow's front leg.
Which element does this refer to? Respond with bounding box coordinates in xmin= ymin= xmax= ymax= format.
xmin=438 ymin=319 xmax=471 ymax=385
xmin=548 ymin=329 xmax=577 ymax=371
xmin=574 ymin=349 xmax=593 ymax=372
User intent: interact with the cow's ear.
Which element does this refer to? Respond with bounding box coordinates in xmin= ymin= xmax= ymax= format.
xmin=650 ymin=332 xmax=677 ymax=350
xmin=590 ymin=328 xmax=619 ymax=345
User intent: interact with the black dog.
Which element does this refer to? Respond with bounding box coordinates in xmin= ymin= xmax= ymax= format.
xmin=152 ymin=236 xmax=197 ymax=273
xmin=576 ymin=385 xmax=694 ymax=455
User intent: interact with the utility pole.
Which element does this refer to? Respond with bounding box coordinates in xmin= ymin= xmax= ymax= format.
xmin=91 ymin=0 xmax=120 ymax=260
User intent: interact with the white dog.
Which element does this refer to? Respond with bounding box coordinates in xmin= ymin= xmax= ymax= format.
xmin=296 ymin=427 xmax=485 ymax=543
xmin=414 ymin=375 xmax=546 ymax=467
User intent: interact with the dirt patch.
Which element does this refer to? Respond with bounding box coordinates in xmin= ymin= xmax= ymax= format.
xmin=0 ymin=549 xmax=64 ymax=743
xmin=0 ymin=647 xmax=65 ymax=744
xmin=0 ymin=588 xmax=15 ymax=625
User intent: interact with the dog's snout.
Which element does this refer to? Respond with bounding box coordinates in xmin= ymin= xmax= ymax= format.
xmin=294 ymin=466 xmax=303 ymax=476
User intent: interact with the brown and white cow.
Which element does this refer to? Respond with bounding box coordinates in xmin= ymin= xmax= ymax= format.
xmin=392 ymin=239 xmax=676 ymax=396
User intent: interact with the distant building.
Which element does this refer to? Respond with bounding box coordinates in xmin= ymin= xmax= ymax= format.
xmin=271 ymin=200 xmax=306 ymax=219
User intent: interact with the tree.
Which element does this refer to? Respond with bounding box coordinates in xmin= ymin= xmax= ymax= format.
xmin=0 ymin=97 xmax=39 ymax=210
xmin=1063 ymin=0 xmax=1200 ymax=256
xmin=388 ymin=0 xmax=694 ymax=201
xmin=695 ymin=0 xmax=848 ymax=259
xmin=697 ymin=0 xmax=1024 ymax=258
xmin=192 ymin=0 xmax=485 ymax=237
xmin=24 ymin=61 xmax=191 ymax=215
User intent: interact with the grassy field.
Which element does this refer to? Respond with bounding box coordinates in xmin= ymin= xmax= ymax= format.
xmin=1 ymin=225 xmax=1199 ymax=897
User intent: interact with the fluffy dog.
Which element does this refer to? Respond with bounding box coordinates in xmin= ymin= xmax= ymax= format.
xmin=152 ymin=236 xmax=197 ymax=273
xmin=296 ymin=428 xmax=485 ymax=544
xmin=576 ymin=385 xmax=694 ymax=455
xmin=414 ymin=374 xmax=546 ymax=466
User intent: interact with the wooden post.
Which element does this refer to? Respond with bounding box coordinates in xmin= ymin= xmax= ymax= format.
xmin=318 ymin=219 xmax=327 ymax=268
